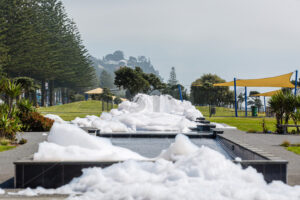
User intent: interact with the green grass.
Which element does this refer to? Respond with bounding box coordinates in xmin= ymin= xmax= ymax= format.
xmin=0 ymin=145 xmax=16 ymax=152
xmin=208 ymin=117 xmax=276 ymax=132
xmin=286 ymin=146 xmax=300 ymax=155
xmin=38 ymin=100 xmax=116 ymax=121
xmin=197 ymin=106 xmax=265 ymax=117
xmin=197 ymin=106 xmax=278 ymax=132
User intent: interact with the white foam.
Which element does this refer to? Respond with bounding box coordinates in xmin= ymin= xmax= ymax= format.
xmin=34 ymin=123 xmax=147 ymax=161
xmin=211 ymin=122 xmax=237 ymax=129
xmin=71 ymin=94 xmax=202 ymax=133
xmin=44 ymin=114 xmax=65 ymax=124
xmin=157 ymin=134 xmax=199 ymax=161
xmin=28 ymin=144 xmax=300 ymax=199
xmin=0 ymin=188 xmax=4 ymax=195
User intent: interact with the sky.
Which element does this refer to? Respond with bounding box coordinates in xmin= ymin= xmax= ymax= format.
xmin=62 ymin=0 xmax=300 ymax=91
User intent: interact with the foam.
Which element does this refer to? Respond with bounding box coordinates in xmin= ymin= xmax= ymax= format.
xmin=71 ymin=94 xmax=202 ymax=133
xmin=0 ymin=188 xmax=4 ymax=195
xmin=34 ymin=124 xmax=200 ymax=162
xmin=44 ymin=114 xmax=65 ymax=124
xmin=28 ymin=142 xmax=300 ymax=199
xmin=34 ymin=123 xmax=147 ymax=161
xmin=45 ymin=94 xmax=236 ymax=132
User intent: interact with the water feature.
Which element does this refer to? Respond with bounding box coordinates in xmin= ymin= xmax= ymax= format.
xmin=110 ymin=137 xmax=231 ymax=158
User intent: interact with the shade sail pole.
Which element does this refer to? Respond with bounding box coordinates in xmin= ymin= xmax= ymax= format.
xmin=178 ymin=84 xmax=183 ymax=102
xmin=264 ymin=96 xmax=266 ymax=114
xmin=245 ymin=87 xmax=247 ymax=117
xmin=295 ymin=70 xmax=298 ymax=96
xmin=234 ymin=78 xmax=238 ymax=117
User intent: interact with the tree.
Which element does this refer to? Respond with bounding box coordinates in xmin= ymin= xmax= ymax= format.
xmin=99 ymin=70 xmax=114 ymax=89
xmin=99 ymin=88 xmax=113 ymax=102
xmin=248 ymin=91 xmax=263 ymax=110
xmin=14 ymin=77 xmax=35 ymax=100
xmin=268 ymin=91 xmax=300 ymax=133
xmin=168 ymin=67 xmax=178 ymax=86
xmin=191 ymin=74 xmax=231 ymax=106
xmin=114 ymin=67 xmax=164 ymax=99
xmin=237 ymin=93 xmax=245 ymax=110
xmin=0 ymin=0 xmax=97 ymax=106
xmin=114 ymin=67 xmax=149 ymax=98
xmin=162 ymin=84 xmax=188 ymax=100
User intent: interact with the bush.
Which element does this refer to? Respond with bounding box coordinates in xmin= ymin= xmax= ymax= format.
xmin=114 ymin=97 xmax=122 ymax=105
xmin=18 ymin=138 xmax=27 ymax=145
xmin=0 ymin=138 xmax=10 ymax=146
xmin=262 ymin=118 xmax=268 ymax=133
xmin=19 ymin=111 xmax=54 ymax=132
xmin=17 ymin=99 xmax=36 ymax=114
xmin=247 ymin=129 xmax=257 ymax=133
xmin=0 ymin=112 xmax=22 ymax=140
xmin=281 ymin=140 xmax=290 ymax=147
xmin=72 ymin=94 xmax=85 ymax=102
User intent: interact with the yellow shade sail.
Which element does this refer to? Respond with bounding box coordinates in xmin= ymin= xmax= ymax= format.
xmin=85 ymin=88 xmax=103 ymax=94
xmin=250 ymin=90 xmax=281 ymax=97
xmin=213 ymin=72 xmax=296 ymax=88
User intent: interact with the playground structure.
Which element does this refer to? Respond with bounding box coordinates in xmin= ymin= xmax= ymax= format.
xmin=213 ymin=71 xmax=298 ymax=117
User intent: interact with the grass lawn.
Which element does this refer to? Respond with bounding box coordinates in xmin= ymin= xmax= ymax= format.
xmin=286 ymin=146 xmax=300 ymax=155
xmin=208 ymin=117 xmax=276 ymax=132
xmin=197 ymin=106 xmax=277 ymax=132
xmin=0 ymin=145 xmax=16 ymax=152
xmin=197 ymin=106 xmax=266 ymax=117
xmin=38 ymin=100 xmax=116 ymax=121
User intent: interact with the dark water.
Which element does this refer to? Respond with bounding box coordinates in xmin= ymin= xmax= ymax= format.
xmin=110 ymin=137 xmax=232 ymax=159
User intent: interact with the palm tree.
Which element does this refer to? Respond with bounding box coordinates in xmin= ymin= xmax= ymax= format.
xmin=269 ymin=91 xmax=285 ymax=133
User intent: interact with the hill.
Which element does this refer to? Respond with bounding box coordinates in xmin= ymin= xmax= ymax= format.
xmin=91 ymin=50 xmax=162 ymax=80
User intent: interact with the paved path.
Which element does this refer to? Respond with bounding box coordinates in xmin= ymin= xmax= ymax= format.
xmin=0 ymin=132 xmax=48 ymax=188
xmin=222 ymin=129 xmax=300 ymax=185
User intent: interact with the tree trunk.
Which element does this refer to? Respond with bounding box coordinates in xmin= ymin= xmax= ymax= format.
xmin=32 ymin=89 xmax=37 ymax=106
xmin=41 ymin=80 xmax=45 ymax=106
xmin=62 ymin=88 xmax=66 ymax=104
xmin=49 ymin=80 xmax=54 ymax=106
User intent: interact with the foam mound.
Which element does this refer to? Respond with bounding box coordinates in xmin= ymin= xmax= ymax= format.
xmin=27 ymin=142 xmax=300 ymax=199
xmin=71 ymin=94 xmax=202 ymax=133
xmin=34 ymin=123 xmax=202 ymax=161
xmin=0 ymin=188 xmax=4 ymax=195
xmin=44 ymin=114 xmax=65 ymax=124
xmin=33 ymin=123 xmax=146 ymax=161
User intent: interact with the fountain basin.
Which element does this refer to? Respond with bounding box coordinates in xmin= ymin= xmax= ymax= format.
xmin=14 ymin=134 xmax=288 ymax=188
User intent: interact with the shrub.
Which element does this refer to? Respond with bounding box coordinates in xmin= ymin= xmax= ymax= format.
xmin=19 ymin=111 xmax=54 ymax=132
xmin=247 ymin=129 xmax=257 ymax=133
xmin=281 ymin=140 xmax=290 ymax=147
xmin=262 ymin=118 xmax=268 ymax=133
xmin=0 ymin=138 xmax=10 ymax=146
xmin=72 ymin=94 xmax=85 ymax=102
xmin=0 ymin=112 xmax=22 ymax=140
xmin=114 ymin=97 xmax=122 ymax=105
xmin=17 ymin=99 xmax=36 ymax=114
xmin=18 ymin=138 xmax=27 ymax=145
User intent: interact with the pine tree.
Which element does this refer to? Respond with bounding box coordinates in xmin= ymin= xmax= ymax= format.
xmin=0 ymin=0 xmax=97 ymax=105
xmin=168 ymin=67 xmax=178 ymax=86
xmin=100 ymin=70 xmax=114 ymax=89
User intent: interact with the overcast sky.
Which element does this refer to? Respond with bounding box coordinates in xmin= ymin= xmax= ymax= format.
xmin=62 ymin=0 xmax=300 ymax=90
